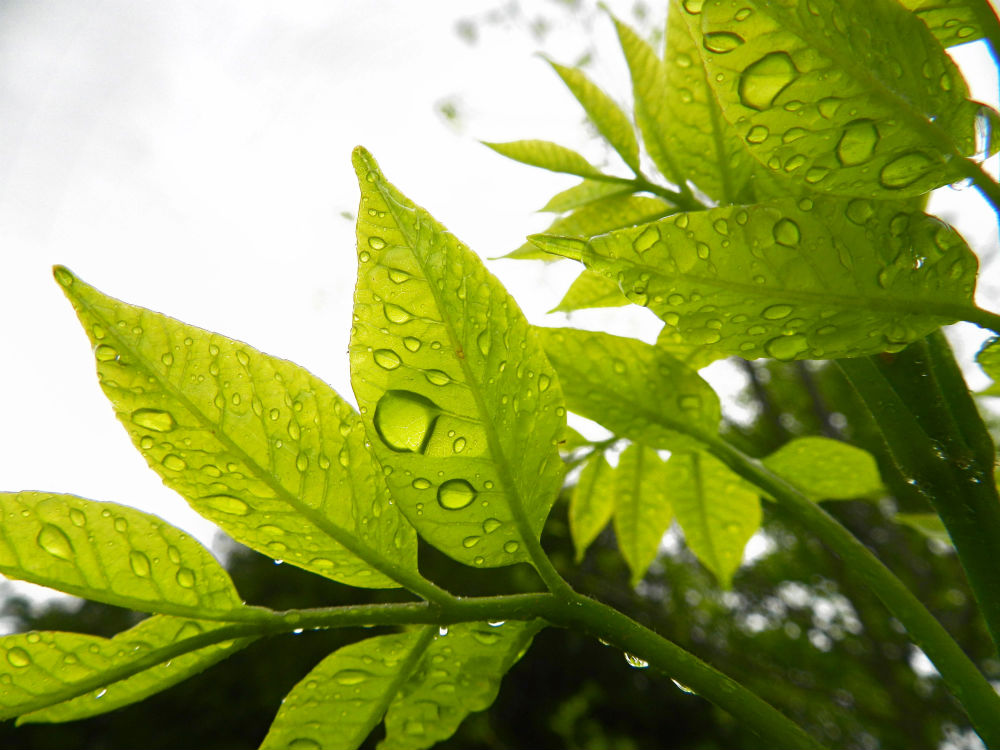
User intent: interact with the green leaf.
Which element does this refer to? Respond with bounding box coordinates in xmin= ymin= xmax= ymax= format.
xmin=0 ymin=492 xmax=241 ymax=617
xmin=664 ymin=0 xmax=754 ymax=201
xmin=569 ymin=453 xmax=616 ymax=561
xmin=976 ymin=336 xmax=1000 ymax=396
xmin=540 ymin=179 xmax=633 ymax=213
xmin=899 ymin=0 xmax=984 ymax=47
xmin=482 ymin=139 xmax=604 ymax=178
xmin=687 ymin=0 xmax=980 ymax=197
xmin=532 ymin=197 xmax=979 ymax=361
xmin=350 ymin=147 xmax=566 ymax=568
xmin=506 ymin=194 xmax=674 ymax=261
xmin=550 ymin=270 xmax=629 ymax=313
xmin=535 ymin=327 xmax=720 ymax=450
xmin=611 ymin=15 xmax=684 ymax=184
xmin=762 ymin=436 xmax=884 ymax=499
xmin=895 ymin=512 xmax=953 ymax=546
xmin=20 ymin=616 xmax=253 ymax=724
xmin=0 ymin=617 xmax=244 ymax=721
xmin=559 ymin=425 xmax=591 ymax=452
xmin=547 ymin=59 xmax=641 ymax=172
xmin=612 ymin=443 xmax=674 ymax=586
xmin=654 ymin=325 xmax=725 ymax=371
xmin=667 ymin=451 xmax=761 ymax=588
xmin=55 ymin=267 xmax=417 ymax=589
xmin=261 ymin=622 xmax=542 ymax=750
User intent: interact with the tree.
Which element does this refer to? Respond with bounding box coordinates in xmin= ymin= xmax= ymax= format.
xmin=3 ymin=1 xmax=1000 ymax=748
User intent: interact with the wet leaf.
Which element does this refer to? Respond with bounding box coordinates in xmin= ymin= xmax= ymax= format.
xmin=667 ymin=452 xmax=761 ymax=588
xmin=899 ymin=0 xmax=984 ymax=47
xmin=688 ymin=0 xmax=982 ymax=197
xmin=895 ymin=512 xmax=953 ymax=546
xmin=613 ymin=443 xmax=674 ymax=586
xmin=536 ymin=327 xmax=720 ymax=450
xmin=569 ymin=453 xmax=616 ymax=561
xmin=350 ymin=148 xmax=566 ymax=568
xmin=531 ymin=197 xmax=979 ymax=361
xmin=762 ymin=436 xmax=884 ymax=499
xmin=56 ymin=268 xmax=417 ymax=589
xmin=550 ymin=270 xmax=629 ymax=313
xmin=0 ymin=492 xmax=241 ymax=617
xmin=482 ymin=139 xmax=604 ymax=178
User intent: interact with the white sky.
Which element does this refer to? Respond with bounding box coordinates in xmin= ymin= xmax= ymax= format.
xmin=0 ymin=0 xmax=997 ymax=594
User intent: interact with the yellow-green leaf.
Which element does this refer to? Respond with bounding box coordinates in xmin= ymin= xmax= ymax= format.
xmin=550 ymin=270 xmax=630 ymax=313
xmin=532 ymin=197 xmax=979 ymax=361
xmin=976 ymin=336 xmax=1000 ymax=396
xmin=55 ymin=268 xmax=417 ymax=589
xmin=900 ymin=0 xmax=984 ymax=47
xmin=762 ymin=437 xmax=883 ymax=499
xmin=350 ymin=148 xmax=566 ymax=568
xmin=613 ymin=443 xmax=674 ymax=586
xmin=668 ymin=451 xmax=761 ymax=588
xmin=0 ymin=492 xmax=241 ymax=617
xmin=540 ymin=179 xmax=633 ymax=213
xmin=570 ymin=453 xmax=616 ymax=561
xmin=483 ymin=139 xmax=604 ymax=178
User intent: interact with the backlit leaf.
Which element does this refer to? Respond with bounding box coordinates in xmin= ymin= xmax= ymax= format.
xmin=895 ymin=512 xmax=953 ymax=546
xmin=569 ymin=453 xmax=616 ymax=561
xmin=536 ymin=327 xmax=720 ymax=450
xmin=532 ymin=196 xmax=979 ymax=361
xmin=613 ymin=443 xmax=674 ymax=586
xmin=0 ymin=617 xmax=243 ymax=721
xmin=899 ymin=0 xmax=984 ymax=47
xmin=667 ymin=451 xmax=761 ymax=588
xmin=482 ymin=140 xmax=603 ymax=178
xmin=550 ymin=270 xmax=629 ymax=313
xmin=506 ymin=194 xmax=674 ymax=261
xmin=664 ymin=0 xmax=754 ymax=201
xmin=540 ymin=179 xmax=633 ymax=213
xmin=547 ymin=59 xmax=641 ymax=172
xmin=976 ymin=336 xmax=1000 ymax=395
xmin=20 ymin=616 xmax=252 ymax=724
xmin=688 ymin=0 xmax=982 ymax=197
xmin=56 ymin=268 xmax=417 ymax=589
xmin=0 ymin=493 xmax=241 ymax=617
xmin=350 ymin=148 xmax=566 ymax=568
xmin=762 ymin=436 xmax=883 ymax=499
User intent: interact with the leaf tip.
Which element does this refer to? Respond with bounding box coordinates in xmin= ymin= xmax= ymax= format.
xmin=351 ymin=146 xmax=381 ymax=185
xmin=527 ymin=234 xmax=588 ymax=261
xmin=53 ymin=265 xmax=75 ymax=289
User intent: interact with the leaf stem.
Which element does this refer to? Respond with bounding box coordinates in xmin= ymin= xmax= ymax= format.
xmin=958 ymin=157 xmax=1000 ymax=219
xmin=963 ymin=304 xmax=1000 ymax=336
xmin=701 ymin=433 xmax=1000 ymax=747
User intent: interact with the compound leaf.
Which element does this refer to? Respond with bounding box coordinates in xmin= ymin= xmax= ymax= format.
xmin=547 ymin=59 xmax=641 ymax=172
xmin=0 ymin=492 xmax=241 ymax=617
xmin=19 ymin=616 xmax=252 ymax=724
xmin=667 ymin=451 xmax=761 ymax=588
xmin=536 ymin=327 xmax=720 ymax=450
xmin=532 ymin=197 xmax=979 ymax=361
xmin=569 ymin=453 xmax=616 ymax=561
xmin=550 ymin=270 xmax=629 ymax=313
xmin=613 ymin=443 xmax=674 ymax=586
xmin=762 ymin=436 xmax=883 ymax=499
xmin=482 ymin=140 xmax=604 ymax=178
xmin=688 ymin=0 xmax=981 ymax=197
xmin=55 ymin=267 xmax=417 ymax=589
xmin=350 ymin=148 xmax=566 ymax=568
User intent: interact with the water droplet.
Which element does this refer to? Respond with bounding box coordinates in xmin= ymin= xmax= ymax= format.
xmin=167 ymin=546 xmax=181 ymax=564
xmin=503 ymin=540 xmax=520 ymax=553
xmin=368 ymin=236 xmax=386 ymax=250
xmin=359 ymin=250 xmax=371 ymax=262
xmin=845 ymin=199 xmax=874 ymax=225
xmin=738 ymin=52 xmax=797 ymax=110
xmin=129 ymin=550 xmax=152 ymax=577
xmin=703 ymin=31 xmax=744 ymax=53
xmin=488 ymin=620 xmax=505 ymax=627
xmin=296 ymin=453 xmax=309 ymax=472
xmin=678 ymin=395 xmax=701 ymax=411
xmin=176 ymin=568 xmax=196 ymax=588
xmin=54 ymin=267 xmax=74 ymax=287
xmin=37 ymin=524 xmax=73 ymax=561
xmin=682 ymin=0 xmax=703 ymax=12
xmin=672 ymin=679 xmax=698 ymax=694
xmin=772 ymin=219 xmax=800 ymax=246
xmin=462 ymin=535 xmax=481 ymax=548
xmin=333 ymin=669 xmax=371 ymax=685
xmin=131 ymin=408 xmax=176 ymax=432
xmin=477 ymin=330 xmax=491 ymax=357
xmin=452 ymin=437 xmax=466 ymax=453
xmin=288 ymin=739 xmax=321 ymax=750
xmin=384 ymin=303 xmax=413 ymax=324
xmin=374 ymin=390 xmax=440 ymax=453
xmin=437 ymin=478 xmax=477 ymax=510
xmin=483 ymin=518 xmax=502 ymax=533
xmin=201 ymin=495 xmax=250 ymax=516
xmin=880 ymin=152 xmax=936 ymax=189
xmin=804 ymin=166 xmax=829 ymax=184
xmin=746 ymin=125 xmax=769 ymax=144
xmin=624 ymin=652 xmax=649 ymax=668
xmin=765 ymin=334 xmax=808 ymax=360
xmin=69 ymin=508 xmax=87 ymax=527
xmin=438 ymin=626 xmax=449 ymax=637
xmin=373 ymin=349 xmax=401 ymax=369
xmin=94 ymin=344 xmax=119 ymax=362
xmin=412 ymin=478 xmax=433 ymax=491
xmin=403 ymin=336 xmax=422 ymax=352
xmin=472 ymin=630 xmax=501 ymax=645
xmin=836 ymin=118 xmax=879 ymax=166
xmin=424 ymin=369 xmax=450 ymax=386
xmin=762 ymin=304 xmax=792 ymax=320
xmin=162 ymin=454 xmax=186 ymax=471
xmin=6 ymin=647 xmax=31 ymax=668
xmin=114 ymin=517 xmax=128 ymax=533
xmin=387 ymin=267 xmax=411 ymax=284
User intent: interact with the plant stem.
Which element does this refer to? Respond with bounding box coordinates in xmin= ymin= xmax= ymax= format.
xmin=701 ymin=433 xmax=1000 ymax=748
xmin=958 ymin=157 xmax=1000 ymax=219
xmin=964 ymin=304 xmax=1000 ymax=336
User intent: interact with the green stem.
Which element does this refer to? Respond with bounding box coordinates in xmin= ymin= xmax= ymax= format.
xmin=701 ymin=433 xmax=1000 ymax=748
xmin=957 ymin=158 xmax=1000 ymax=220
xmin=964 ymin=304 xmax=1000 ymax=336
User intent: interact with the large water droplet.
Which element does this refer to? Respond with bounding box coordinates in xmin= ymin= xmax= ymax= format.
xmin=373 ymin=349 xmax=401 ymax=370
xmin=772 ymin=218 xmax=800 ymax=246
xmin=836 ymin=118 xmax=879 ymax=166
xmin=94 ymin=344 xmax=119 ymax=362
xmin=403 ymin=336 xmax=422 ymax=352
xmin=201 ymin=495 xmax=250 ymax=516
xmin=762 ymin=304 xmax=792 ymax=320
xmin=368 ymin=236 xmax=386 ymax=250
xmin=703 ymin=31 xmax=744 ymax=53
xmin=384 ymin=303 xmax=413 ymax=324
xmin=845 ymin=199 xmax=874 ymax=225
xmin=424 ymin=369 xmax=450 ymax=386
xmin=333 ymin=669 xmax=371 ymax=685
xmin=37 ymin=524 xmax=74 ymax=561
xmin=437 ymin=479 xmax=477 ymax=510
xmin=879 ymin=152 xmax=935 ymax=190
xmin=6 ymin=647 xmax=31 ymax=668
xmin=131 ymin=408 xmax=176 ymax=432
xmin=129 ymin=550 xmax=152 ymax=577
xmin=462 ymin=535 xmax=481 ymax=548
xmin=738 ymin=52 xmax=797 ymax=110
xmin=162 ymin=454 xmax=186 ymax=471
xmin=69 ymin=508 xmax=87 ymax=527
xmin=746 ymin=125 xmax=769 ymax=144
xmin=483 ymin=518 xmax=502 ymax=533
xmin=176 ymin=568 xmax=196 ymax=588
xmin=624 ymin=652 xmax=649 ymax=668
xmin=765 ymin=334 xmax=808 ymax=360
xmin=373 ymin=391 xmax=440 ymax=453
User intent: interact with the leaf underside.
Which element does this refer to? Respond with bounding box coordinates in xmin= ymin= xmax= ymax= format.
xmin=613 ymin=443 xmax=675 ymax=586
xmin=762 ymin=436 xmax=883 ymax=499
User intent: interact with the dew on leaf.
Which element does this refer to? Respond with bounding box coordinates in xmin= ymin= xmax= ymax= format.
xmin=384 ymin=303 xmax=414 ymax=324
xmin=624 ymin=652 xmax=649 ymax=668
xmin=437 ymin=479 xmax=477 ymax=510
xmin=114 ymin=517 xmax=128 ymax=533
xmin=373 ymin=349 xmax=402 ymax=370
xmin=162 ymin=454 xmax=186 ymax=471
xmin=503 ymin=540 xmax=520 ymax=553
xmin=477 ymin=330 xmax=491 ymax=357
xmin=288 ymin=739 xmax=321 ymax=750
xmin=845 ymin=199 xmax=875 ymax=225
xmin=424 ymin=369 xmax=451 ymax=386
xmin=772 ymin=219 xmax=800 ymax=246
xmin=703 ymin=31 xmax=744 ymax=53
xmin=373 ymin=390 xmax=440 ymax=453
xmin=6 ymin=647 xmax=31 ymax=668
xmin=368 ymin=236 xmax=387 ymax=250
xmin=472 ymin=630 xmax=501 ymax=645
xmin=129 ymin=550 xmax=152 ymax=578
xmin=682 ymin=0 xmax=703 ymax=12
xmin=746 ymin=125 xmax=769 ymax=144
xmin=804 ymin=166 xmax=829 ymax=184
xmin=817 ymin=97 xmax=841 ymax=118
xmin=453 ymin=437 xmax=466 ymax=453
xmin=403 ymin=336 xmax=422 ymax=352
xmin=483 ymin=518 xmax=502 ymax=533
xmin=765 ymin=334 xmax=809 ymax=360
xmin=94 ymin=344 xmax=119 ymax=362
xmin=176 ymin=568 xmax=196 ymax=588
xmin=462 ymin=535 xmax=481 ymax=548
xmin=633 ymin=226 xmax=659 ymax=253
xmin=879 ymin=152 xmax=936 ymax=189
xmin=673 ymin=679 xmax=698 ymax=694
xmin=333 ymin=669 xmax=371 ymax=685
xmin=69 ymin=508 xmax=87 ymax=527
xmin=202 ymin=495 xmax=250 ymax=516
xmin=738 ymin=52 xmax=797 ymax=110
xmin=836 ymin=119 xmax=879 ymax=166
xmin=762 ymin=304 xmax=793 ymax=320
xmin=37 ymin=524 xmax=73 ymax=561
xmin=131 ymin=408 xmax=176 ymax=432
xmin=387 ymin=268 xmax=411 ymax=284
xmin=412 ymin=477 xmax=432 ymax=490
